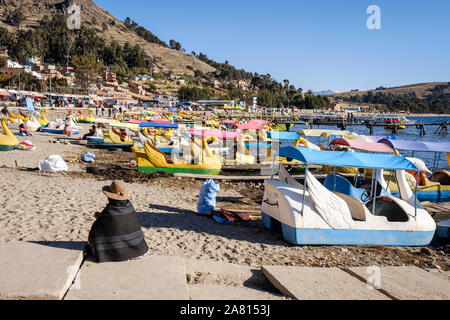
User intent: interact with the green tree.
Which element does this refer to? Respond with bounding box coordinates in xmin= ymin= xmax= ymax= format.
xmin=0 ymin=57 xmax=7 ymax=68
xmin=7 ymin=8 xmax=25 ymax=27
xmin=72 ymin=54 xmax=100 ymax=93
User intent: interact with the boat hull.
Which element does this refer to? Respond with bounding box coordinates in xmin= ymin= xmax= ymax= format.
xmin=384 ymin=125 xmax=405 ymax=130
xmin=78 ymin=121 xmax=94 ymax=124
xmin=391 ymin=190 xmax=450 ymax=203
xmin=436 ymin=220 xmax=450 ymax=240
xmin=132 ymin=146 xmax=221 ymax=175
xmin=0 ymin=145 xmax=16 ymax=151
xmin=262 ymin=213 xmax=435 ymax=246
xmin=41 ymin=129 xmax=80 ymax=134
xmin=137 ymin=166 xmax=220 ymax=175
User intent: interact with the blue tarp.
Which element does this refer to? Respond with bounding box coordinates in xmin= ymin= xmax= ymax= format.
xmin=268 ymin=132 xmax=299 ymax=141
xmin=26 ymin=98 xmax=35 ymax=111
xmin=139 ymin=122 xmax=178 ymax=129
xmin=379 ymin=139 xmax=450 ymax=153
xmin=279 ymin=147 xmax=418 ymax=171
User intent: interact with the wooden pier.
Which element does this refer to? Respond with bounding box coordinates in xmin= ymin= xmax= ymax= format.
xmin=270 ymin=120 xmax=449 ymax=136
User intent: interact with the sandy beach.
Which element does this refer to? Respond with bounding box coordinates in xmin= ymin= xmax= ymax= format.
xmin=0 ymin=120 xmax=449 ymax=273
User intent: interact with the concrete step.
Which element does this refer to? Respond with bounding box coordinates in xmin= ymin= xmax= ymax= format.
xmin=65 ymin=255 xmax=189 ymax=300
xmin=348 ymin=266 xmax=450 ymax=300
xmin=261 ymin=266 xmax=390 ymax=300
xmin=0 ymin=241 xmax=86 ymax=300
xmin=185 ymin=258 xmax=287 ymax=300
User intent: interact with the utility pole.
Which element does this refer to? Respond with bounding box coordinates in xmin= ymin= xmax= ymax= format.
xmin=49 ymin=77 xmax=53 ymax=108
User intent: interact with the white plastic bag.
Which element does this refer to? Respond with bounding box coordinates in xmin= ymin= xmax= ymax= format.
xmin=38 ymin=155 xmax=68 ymax=172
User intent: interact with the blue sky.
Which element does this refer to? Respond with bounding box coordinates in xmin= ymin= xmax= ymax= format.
xmin=94 ymin=0 xmax=450 ymax=92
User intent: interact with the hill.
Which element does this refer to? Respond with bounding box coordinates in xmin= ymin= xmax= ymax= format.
xmin=332 ymin=82 xmax=450 ymax=100
xmin=313 ymin=90 xmax=336 ymax=96
xmin=332 ymin=82 xmax=450 ymax=114
xmin=0 ymin=0 xmax=215 ymax=76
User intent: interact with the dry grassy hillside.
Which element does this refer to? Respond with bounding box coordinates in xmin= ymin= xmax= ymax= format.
xmin=332 ymin=82 xmax=450 ymax=99
xmin=0 ymin=0 xmax=215 ymax=76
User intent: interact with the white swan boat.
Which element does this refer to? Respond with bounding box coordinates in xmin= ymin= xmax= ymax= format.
xmin=261 ymin=147 xmax=436 ymax=246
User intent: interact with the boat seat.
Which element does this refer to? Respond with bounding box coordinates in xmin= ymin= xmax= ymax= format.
xmin=324 ymin=174 xmax=366 ymax=201
xmin=365 ymin=197 xmax=409 ymax=222
xmin=431 ymin=171 xmax=450 ymax=186
xmin=332 ymin=192 xmax=366 ymax=221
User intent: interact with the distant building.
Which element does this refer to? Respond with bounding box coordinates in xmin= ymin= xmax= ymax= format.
xmin=0 ymin=60 xmax=32 ymax=79
xmin=103 ymin=70 xmax=117 ymax=82
xmin=129 ymin=75 xmax=153 ymax=82
xmin=197 ymin=100 xmax=235 ymax=107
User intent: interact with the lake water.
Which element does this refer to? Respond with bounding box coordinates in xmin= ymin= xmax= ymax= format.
xmin=288 ymin=116 xmax=450 ymax=170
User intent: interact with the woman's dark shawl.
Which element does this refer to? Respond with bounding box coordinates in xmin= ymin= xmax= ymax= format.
xmin=89 ymin=201 xmax=149 ymax=262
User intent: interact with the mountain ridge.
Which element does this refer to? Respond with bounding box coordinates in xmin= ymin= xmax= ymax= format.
xmin=0 ymin=0 xmax=215 ymax=76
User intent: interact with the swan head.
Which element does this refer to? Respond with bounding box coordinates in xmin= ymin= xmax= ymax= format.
xmin=3 ymin=117 xmax=18 ymax=124
xmin=406 ymin=157 xmax=432 ymax=174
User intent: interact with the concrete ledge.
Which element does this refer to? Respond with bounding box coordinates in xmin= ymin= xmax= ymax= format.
xmin=186 ymin=259 xmax=283 ymax=295
xmin=262 ymin=266 xmax=389 ymax=300
xmin=349 ymin=267 xmax=450 ymax=300
xmin=0 ymin=241 xmax=86 ymax=300
xmin=65 ymin=255 xmax=189 ymax=300
xmin=189 ymin=284 xmax=288 ymax=300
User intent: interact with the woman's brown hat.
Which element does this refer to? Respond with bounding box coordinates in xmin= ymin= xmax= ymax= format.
xmin=102 ymin=180 xmax=131 ymax=201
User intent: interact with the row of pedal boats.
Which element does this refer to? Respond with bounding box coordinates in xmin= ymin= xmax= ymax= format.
xmin=84 ymin=120 xmax=450 ymax=203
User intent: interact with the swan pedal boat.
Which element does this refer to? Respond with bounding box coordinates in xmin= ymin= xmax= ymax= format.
xmin=87 ymin=122 xmax=137 ymax=148
xmin=261 ymin=147 xmax=436 ymax=246
xmin=77 ymin=110 xmax=95 ymax=124
xmin=379 ymin=139 xmax=450 ymax=202
xmin=131 ymin=138 xmax=222 ymax=175
xmin=0 ymin=117 xmax=19 ymax=151
xmin=37 ymin=109 xmax=50 ymax=127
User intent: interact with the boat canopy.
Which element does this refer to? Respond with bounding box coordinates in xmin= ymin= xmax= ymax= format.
xmin=379 ymin=139 xmax=450 ymax=153
xmin=352 ymin=135 xmax=398 ymax=142
xmin=109 ymin=122 xmax=140 ymax=130
xmin=249 ymin=120 xmax=271 ymax=125
xmin=94 ymin=119 xmax=113 ymax=124
xmin=189 ymin=129 xmax=242 ymax=139
xmin=268 ymin=132 xmax=300 ymax=141
xmin=298 ymin=129 xmax=353 ymax=138
xmin=279 ymin=147 xmax=418 ymax=171
xmin=150 ymin=118 xmax=171 ymax=123
xmin=330 ymin=138 xmax=394 ymax=153
xmin=139 ymin=122 xmax=178 ymax=129
xmin=236 ymin=123 xmax=265 ymax=130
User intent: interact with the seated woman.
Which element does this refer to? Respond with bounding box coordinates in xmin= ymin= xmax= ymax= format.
xmin=18 ymin=123 xmax=32 ymax=136
xmin=88 ymin=180 xmax=149 ymax=263
xmin=63 ymin=120 xmax=73 ymax=137
xmin=82 ymin=125 xmax=97 ymax=140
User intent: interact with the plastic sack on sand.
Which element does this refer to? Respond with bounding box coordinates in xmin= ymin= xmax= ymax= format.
xmin=38 ymin=155 xmax=68 ymax=172
xmin=81 ymin=152 xmax=95 ymax=163
xmin=197 ymin=179 xmax=220 ymax=215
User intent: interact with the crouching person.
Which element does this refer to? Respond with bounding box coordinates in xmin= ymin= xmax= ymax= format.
xmin=88 ymin=180 xmax=149 ymax=262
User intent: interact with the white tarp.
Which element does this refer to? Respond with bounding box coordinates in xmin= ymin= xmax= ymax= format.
xmin=38 ymin=155 xmax=68 ymax=172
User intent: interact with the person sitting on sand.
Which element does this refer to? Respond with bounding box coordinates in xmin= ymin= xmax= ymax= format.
xmin=18 ymin=123 xmax=32 ymax=136
xmin=63 ymin=120 xmax=73 ymax=137
xmin=82 ymin=125 xmax=97 ymax=140
xmin=88 ymin=180 xmax=149 ymax=263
